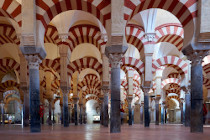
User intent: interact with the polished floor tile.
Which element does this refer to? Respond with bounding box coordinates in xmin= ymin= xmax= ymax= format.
xmin=0 ymin=124 xmax=210 ymax=140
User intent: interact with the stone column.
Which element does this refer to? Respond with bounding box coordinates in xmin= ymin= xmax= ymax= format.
xmin=127 ymin=96 xmax=133 ymax=125
xmin=105 ymin=45 xmax=127 ymax=133
xmin=69 ymin=103 xmax=72 ymax=124
xmin=180 ymin=100 xmax=184 ymax=124
xmin=142 ymin=87 xmax=151 ymax=127
xmin=83 ymin=106 xmax=87 ymax=124
xmin=127 ymin=70 xmax=134 ymax=126
xmin=99 ymin=96 xmax=104 ymax=125
xmin=140 ymin=102 xmax=144 ymax=124
xmin=73 ymin=97 xmax=79 ymax=125
xmin=155 ymin=96 xmax=160 ymax=125
xmin=79 ymin=103 xmax=83 ymax=124
xmin=161 ymin=103 xmax=165 ymax=124
xmin=61 ymin=87 xmax=70 ymax=127
xmin=102 ymin=86 xmax=109 ymax=127
xmin=59 ymin=44 xmax=71 ymax=127
xmin=185 ymin=90 xmax=191 ymax=127
xmin=25 ymin=55 xmax=42 ymax=132
xmin=1 ymin=101 xmax=4 ymax=125
xmin=21 ymin=87 xmax=30 ymax=127
xmin=52 ymin=107 xmax=55 ymax=124
xmin=186 ymin=50 xmax=208 ymax=132
xmin=60 ymin=104 xmax=63 ymax=124
xmin=48 ymin=99 xmax=52 ymax=125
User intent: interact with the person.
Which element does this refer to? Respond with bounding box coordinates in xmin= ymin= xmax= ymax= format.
xmin=203 ymin=104 xmax=208 ymax=124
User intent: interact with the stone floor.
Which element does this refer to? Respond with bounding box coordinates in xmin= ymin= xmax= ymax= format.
xmin=0 ymin=124 xmax=210 ymax=140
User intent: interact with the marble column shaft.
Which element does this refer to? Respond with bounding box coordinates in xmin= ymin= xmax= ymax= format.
xmin=83 ymin=107 xmax=87 ymax=124
xmin=105 ymin=45 xmax=127 ymax=133
xmin=63 ymin=91 xmax=69 ymax=127
xmin=103 ymin=92 xmax=109 ymax=127
xmin=48 ymin=99 xmax=52 ymax=125
xmin=180 ymin=102 xmax=184 ymax=124
xmin=161 ymin=104 xmax=165 ymax=124
xmin=52 ymin=108 xmax=55 ymax=124
xmin=100 ymin=103 xmax=103 ymax=125
xmin=144 ymin=95 xmax=150 ymax=127
xmin=79 ymin=104 xmax=83 ymax=124
xmin=110 ymin=64 xmax=121 ymax=133
xmin=26 ymin=55 xmax=42 ymax=133
xmin=190 ymin=61 xmax=203 ymax=132
xmin=22 ymin=88 xmax=29 ymax=127
xmin=155 ymin=99 xmax=160 ymax=125
xmin=140 ymin=104 xmax=144 ymax=124
xmin=185 ymin=93 xmax=191 ymax=127
xmin=1 ymin=103 xmax=4 ymax=124
xmin=73 ymin=98 xmax=78 ymax=126
xmin=127 ymin=98 xmax=133 ymax=125
xmin=60 ymin=105 xmax=63 ymax=124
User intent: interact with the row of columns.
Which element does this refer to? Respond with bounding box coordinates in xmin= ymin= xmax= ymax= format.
xmin=18 ymin=45 xmax=207 ymax=134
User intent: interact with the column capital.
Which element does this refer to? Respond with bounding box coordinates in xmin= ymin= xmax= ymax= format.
xmin=73 ymin=97 xmax=79 ymax=104
xmin=108 ymin=53 xmax=124 ymax=68
xmin=144 ymin=33 xmax=156 ymax=42
xmin=186 ymin=50 xmax=209 ymax=66
xmin=181 ymin=86 xmax=190 ymax=94
xmin=25 ymin=54 xmax=42 ymax=69
xmin=59 ymin=33 xmax=69 ymax=42
xmin=141 ymin=86 xmax=151 ymax=95
xmin=99 ymin=96 xmax=104 ymax=102
xmin=105 ymin=45 xmax=128 ymax=68
xmin=102 ymin=86 xmax=110 ymax=95
xmin=127 ymin=95 xmax=133 ymax=104
xmin=155 ymin=95 xmax=161 ymax=101
xmin=60 ymin=86 xmax=70 ymax=95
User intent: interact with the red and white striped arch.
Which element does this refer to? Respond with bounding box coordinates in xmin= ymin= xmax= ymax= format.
xmin=124 ymin=0 xmax=197 ymax=48
xmin=121 ymin=66 xmax=135 ymax=76
xmin=166 ymin=95 xmax=181 ymax=103
xmin=0 ymin=58 xmax=20 ymax=74
xmin=67 ymin=57 xmax=102 ymax=77
xmin=121 ymin=79 xmax=128 ymax=92
xmin=83 ymin=88 xmax=100 ymax=98
xmin=133 ymin=79 xmax=140 ymax=88
xmin=0 ymin=80 xmax=19 ymax=93
xmin=166 ymin=89 xmax=180 ymax=95
xmin=0 ymin=24 xmax=20 ymax=46
xmin=85 ymin=95 xmax=100 ymax=103
xmin=67 ymin=24 xmax=106 ymax=51
xmin=152 ymin=56 xmax=188 ymax=75
xmin=203 ymin=65 xmax=210 ymax=78
xmin=78 ymin=74 xmax=101 ymax=91
xmin=40 ymin=78 xmax=46 ymax=88
xmin=153 ymin=82 xmax=156 ymax=90
xmin=0 ymin=0 xmax=22 ymax=26
xmin=45 ymin=24 xmax=106 ymax=52
xmin=155 ymin=24 xmax=184 ymax=51
xmin=203 ymin=78 xmax=210 ymax=90
xmin=161 ymin=78 xmax=181 ymax=88
xmin=44 ymin=25 xmax=60 ymax=45
xmin=168 ymin=72 xmax=180 ymax=79
xmin=122 ymin=57 xmax=144 ymax=76
xmin=36 ymin=0 xmax=111 ymax=28
xmin=40 ymin=59 xmax=60 ymax=73
xmin=51 ymin=79 xmax=60 ymax=92
xmin=126 ymin=24 xmax=145 ymax=56
xmin=134 ymin=88 xmax=142 ymax=98
xmin=133 ymin=73 xmax=141 ymax=81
